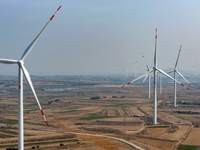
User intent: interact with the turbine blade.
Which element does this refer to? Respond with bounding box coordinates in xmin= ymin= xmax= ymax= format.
xmin=20 ymin=64 xmax=48 ymax=126
xmin=141 ymin=74 xmax=148 ymax=85
xmin=176 ymin=70 xmax=194 ymax=87
xmin=157 ymin=68 xmax=190 ymax=90
xmin=20 ymin=5 xmax=62 ymax=61
xmin=167 ymin=70 xmax=174 ymax=74
xmin=0 ymin=59 xmax=18 ymax=64
xmin=175 ymin=45 xmax=182 ymax=69
xmin=141 ymin=52 xmax=150 ymax=70
xmin=121 ymin=70 xmax=153 ymax=88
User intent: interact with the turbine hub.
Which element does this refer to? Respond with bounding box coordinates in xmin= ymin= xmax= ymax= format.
xmin=18 ymin=60 xmax=24 ymax=66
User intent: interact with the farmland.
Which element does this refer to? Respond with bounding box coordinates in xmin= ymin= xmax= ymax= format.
xmin=0 ymin=75 xmax=200 ymax=149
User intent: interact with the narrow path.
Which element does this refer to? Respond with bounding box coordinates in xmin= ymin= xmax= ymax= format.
xmin=68 ymin=131 xmax=146 ymax=150
xmin=55 ymin=120 xmax=146 ymax=150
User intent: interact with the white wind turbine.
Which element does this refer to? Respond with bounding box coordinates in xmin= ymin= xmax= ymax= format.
xmin=141 ymin=52 xmax=151 ymax=99
xmin=141 ymin=55 xmax=163 ymax=98
xmin=168 ymin=45 xmax=193 ymax=107
xmin=131 ymin=58 xmax=138 ymax=77
xmin=121 ymin=62 xmax=130 ymax=78
xmin=0 ymin=6 xmax=61 ymax=150
xmin=121 ymin=65 xmax=127 ymax=78
xmin=121 ymin=29 xmax=190 ymax=124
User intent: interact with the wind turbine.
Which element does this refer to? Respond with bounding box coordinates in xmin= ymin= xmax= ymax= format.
xmin=168 ymin=45 xmax=193 ymax=107
xmin=141 ymin=52 xmax=151 ymax=99
xmin=121 ymin=65 xmax=127 ymax=78
xmin=121 ymin=29 xmax=190 ymax=124
xmin=0 ymin=6 xmax=61 ymax=150
xmin=131 ymin=58 xmax=138 ymax=77
xmin=141 ymin=54 xmax=163 ymax=98
xmin=121 ymin=62 xmax=130 ymax=78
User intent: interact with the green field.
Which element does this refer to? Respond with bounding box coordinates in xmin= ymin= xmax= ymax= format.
xmin=178 ymin=145 xmax=199 ymax=150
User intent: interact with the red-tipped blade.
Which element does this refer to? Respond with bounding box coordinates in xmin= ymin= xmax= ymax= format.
xmin=21 ymin=5 xmax=62 ymax=61
xmin=190 ymin=83 xmax=194 ymax=88
xmin=45 ymin=121 xmax=49 ymax=126
xmin=57 ymin=5 xmax=61 ymax=11
xmin=40 ymin=109 xmax=49 ymax=127
xmin=155 ymin=28 xmax=158 ymax=39
xmin=50 ymin=5 xmax=61 ymax=20
xmin=50 ymin=15 xmax=55 ymax=20
xmin=121 ymin=70 xmax=153 ymax=89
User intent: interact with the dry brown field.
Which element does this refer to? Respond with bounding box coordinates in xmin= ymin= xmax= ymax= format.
xmin=0 ymin=75 xmax=200 ymax=150
xmin=182 ymin=128 xmax=200 ymax=146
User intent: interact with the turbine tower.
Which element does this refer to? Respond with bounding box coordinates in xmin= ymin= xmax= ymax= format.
xmin=0 ymin=6 xmax=61 ymax=150
xmin=121 ymin=29 xmax=190 ymax=124
xmin=168 ymin=45 xmax=193 ymax=107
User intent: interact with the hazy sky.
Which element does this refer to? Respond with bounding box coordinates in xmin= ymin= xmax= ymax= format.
xmin=0 ymin=0 xmax=200 ymax=76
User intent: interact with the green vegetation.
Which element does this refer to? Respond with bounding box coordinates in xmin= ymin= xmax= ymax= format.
xmin=177 ymin=145 xmax=199 ymax=150
xmin=0 ymin=139 xmax=79 ymax=148
xmin=90 ymin=96 xmax=100 ymax=100
xmin=0 ymin=133 xmax=15 ymax=138
xmin=7 ymin=119 xmax=18 ymax=125
xmin=25 ymin=139 xmax=79 ymax=146
xmin=24 ymin=121 xmax=47 ymax=127
xmin=147 ymin=125 xmax=170 ymax=128
xmin=79 ymin=115 xmax=117 ymax=120
xmin=179 ymin=105 xmax=200 ymax=108
xmin=0 ymin=128 xmax=18 ymax=135
xmin=109 ymin=103 xmax=134 ymax=107
xmin=79 ymin=111 xmax=117 ymax=120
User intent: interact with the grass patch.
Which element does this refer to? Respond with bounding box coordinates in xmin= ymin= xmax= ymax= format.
xmin=79 ymin=115 xmax=117 ymax=120
xmin=26 ymin=139 xmax=79 ymax=145
xmin=179 ymin=105 xmax=200 ymax=108
xmin=79 ymin=109 xmax=120 ymax=120
xmin=109 ymin=103 xmax=134 ymax=107
xmin=147 ymin=125 xmax=170 ymax=128
xmin=0 ymin=128 xmax=18 ymax=135
xmin=24 ymin=121 xmax=57 ymax=128
xmin=7 ymin=119 xmax=18 ymax=125
xmin=0 ymin=133 xmax=15 ymax=138
xmin=177 ymin=145 xmax=199 ymax=150
xmin=0 ymin=139 xmax=79 ymax=148
xmin=24 ymin=121 xmax=47 ymax=126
